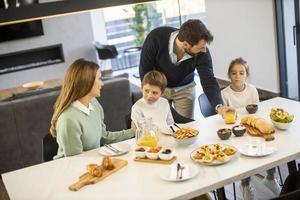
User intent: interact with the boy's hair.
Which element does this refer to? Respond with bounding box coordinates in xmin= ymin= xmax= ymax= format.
xmin=177 ymin=19 xmax=213 ymax=46
xmin=228 ymin=57 xmax=250 ymax=77
xmin=142 ymin=70 xmax=167 ymax=93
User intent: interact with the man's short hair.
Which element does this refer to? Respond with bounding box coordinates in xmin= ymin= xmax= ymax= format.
xmin=142 ymin=70 xmax=167 ymax=92
xmin=177 ymin=19 xmax=213 ymax=46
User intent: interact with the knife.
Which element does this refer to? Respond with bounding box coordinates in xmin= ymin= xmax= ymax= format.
xmin=176 ymin=163 xmax=180 ymax=180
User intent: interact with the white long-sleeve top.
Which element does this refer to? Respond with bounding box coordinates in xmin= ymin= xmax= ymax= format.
xmin=221 ymin=83 xmax=259 ymax=109
xmin=131 ymin=97 xmax=174 ymax=131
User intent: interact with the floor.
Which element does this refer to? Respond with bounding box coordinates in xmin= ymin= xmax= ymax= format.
xmin=0 ymin=67 xmax=294 ymax=200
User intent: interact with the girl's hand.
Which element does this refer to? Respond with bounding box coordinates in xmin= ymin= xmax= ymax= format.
xmin=217 ymin=106 xmax=236 ymax=118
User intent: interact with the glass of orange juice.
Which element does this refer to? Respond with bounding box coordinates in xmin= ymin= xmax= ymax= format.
xmin=224 ymin=111 xmax=237 ymax=124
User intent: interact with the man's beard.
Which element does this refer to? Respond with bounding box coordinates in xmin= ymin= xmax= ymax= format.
xmin=184 ymin=48 xmax=198 ymax=57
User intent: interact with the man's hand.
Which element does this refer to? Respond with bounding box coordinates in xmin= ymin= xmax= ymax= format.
xmin=217 ymin=105 xmax=236 ymax=118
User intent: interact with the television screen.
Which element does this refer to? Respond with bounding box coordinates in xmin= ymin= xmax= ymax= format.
xmin=0 ymin=20 xmax=44 ymax=42
xmin=0 ymin=0 xmax=44 ymax=42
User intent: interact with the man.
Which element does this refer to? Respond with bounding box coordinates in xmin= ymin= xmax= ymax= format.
xmin=139 ymin=19 xmax=233 ymax=119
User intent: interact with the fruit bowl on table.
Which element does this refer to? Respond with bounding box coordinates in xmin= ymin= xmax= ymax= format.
xmin=270 ymin=108 xmax=294 ymax=130
xmin=271 ymin=119 xmax=293 ymax=130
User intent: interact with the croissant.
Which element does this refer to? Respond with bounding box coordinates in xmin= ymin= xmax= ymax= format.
xmin=102 ymin=156 xmax=115 ymax=170
xmin=86 ymin=164 xmax=103 ymax=177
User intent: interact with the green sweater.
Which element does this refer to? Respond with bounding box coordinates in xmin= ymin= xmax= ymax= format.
xmin=54 ymin=98 xmax=134 ymax=159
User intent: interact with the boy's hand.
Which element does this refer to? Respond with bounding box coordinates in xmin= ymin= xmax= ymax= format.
xmin=217 ymin=105 xmax=236 ymax=118
xmin=131 ymin=121 xmax=137 ymax=130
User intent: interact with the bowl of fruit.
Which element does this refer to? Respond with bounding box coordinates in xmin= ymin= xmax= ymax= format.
xmin=270 ymin=108 xmax=294 ymax=130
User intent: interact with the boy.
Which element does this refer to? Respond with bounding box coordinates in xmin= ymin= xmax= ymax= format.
xmin=131 ymin=70 xmax=174 ymax=131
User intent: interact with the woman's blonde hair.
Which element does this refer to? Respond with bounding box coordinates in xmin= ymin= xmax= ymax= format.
xmin=50 ymin=58 xmax=99 ymax=137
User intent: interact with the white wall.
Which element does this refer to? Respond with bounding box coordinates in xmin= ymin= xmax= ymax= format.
xmin=0 ymin=12 xmax=98 ymax=89
xmin=206 ymin=0 xmax=279 ymax=93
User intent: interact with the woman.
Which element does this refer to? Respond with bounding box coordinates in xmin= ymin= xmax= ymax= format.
xmin=50 ymin=58 xmax=135 ymax=159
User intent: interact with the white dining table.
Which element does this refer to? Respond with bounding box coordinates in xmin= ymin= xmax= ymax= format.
xmin=2 ymin=97 xmax=300 ymax=200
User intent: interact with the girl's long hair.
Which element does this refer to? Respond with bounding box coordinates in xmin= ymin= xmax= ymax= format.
xmin=50 ymin=58 xmax=99 ymax=137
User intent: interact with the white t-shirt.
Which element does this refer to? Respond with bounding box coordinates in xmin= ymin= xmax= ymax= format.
xmin=221 ymin=83 xmax=259 ymax=109
xmin=131 ymin=97 xmax=174 ymax=131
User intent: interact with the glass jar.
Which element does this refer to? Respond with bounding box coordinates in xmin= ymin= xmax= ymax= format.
xmin=136 ymin=117 xmax=159 ymax=147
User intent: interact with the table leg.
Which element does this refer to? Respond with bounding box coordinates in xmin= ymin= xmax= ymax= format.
xmin=216 ymin=187 xmax=227 ymax=200
xmin=287 ymin=160 xmax=298 ymax=174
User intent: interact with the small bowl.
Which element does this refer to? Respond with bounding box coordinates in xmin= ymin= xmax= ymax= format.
xmin=158 ymin=148 xmax=174 ymax=160
xmin=135 ymin=147 xmax=147 ymax=158
xmin=22 ymin=81 xmax=44 ymax=90
xmin=217 ymin=128 xmax=232 ymax=140
xmin=146 ymin=147 xmax=162 ymax=159
xmin=246 ymin=104 xmax=258 ymax=114
xmin=232 ymin=125 xmax=246 ymax=137
xmin=271 ymin=119 xmax=293 ymax=130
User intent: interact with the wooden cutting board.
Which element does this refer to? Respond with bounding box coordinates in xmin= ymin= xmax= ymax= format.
xmin=69 ymin=159 xmax=127 ymax=191
xmin=134 ymin=156 xmax=176 ymax=164
xmin=244 ymin=125 xmax=275 ymax=141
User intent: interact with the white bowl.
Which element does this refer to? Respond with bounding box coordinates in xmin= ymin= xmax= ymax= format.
xmin=22 ymin=81 xmax=44 ymax=90
xmin=135 ymin=147 xmax=147 ymax=158
xmin=271 ymin=120 xmax=292 ymax=130
xmin=174 ymin=135 xmax=198 ymax=146
xmin=146 ymin=151 xmax=159 ymax=160
xmin=158 ymin=148 xmax=175 ymax=160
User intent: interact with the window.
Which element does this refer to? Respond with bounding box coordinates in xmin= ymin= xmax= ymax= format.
xmin=102 ymin=0 xmax=206 ymax=71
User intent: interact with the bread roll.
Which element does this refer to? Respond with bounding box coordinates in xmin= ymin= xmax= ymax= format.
xmin=87 ymin=164 xmax=103 ymax=177
xmin=102 ymin=156 xmax=115 ymax=170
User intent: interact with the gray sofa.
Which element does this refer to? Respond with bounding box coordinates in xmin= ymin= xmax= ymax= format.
xmin=0 ymin=77 xmax=141 ymax=174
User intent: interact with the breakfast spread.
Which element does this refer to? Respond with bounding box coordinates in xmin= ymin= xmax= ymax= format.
xmin=173 ymin=128 xmax=199 ymax=139
xmin=69 ymin=156 xmax=127 ymax=191
xmin=191 ymin=144 xmax=237 ymax=165
xmin=241 ymin=116 xmax=275 ymax=141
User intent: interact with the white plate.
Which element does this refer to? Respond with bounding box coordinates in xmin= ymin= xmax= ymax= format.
xmin=239 ymin=143 xmax=276 ymax=157
xmin=190 ymin=144 xmax=238 ymax=166
xmin=99 ymin=143 xmax=131 ymax=157
xmin=160 ymin=127 xmax=173 ymax=135
xmin=159 ymin=163 xmax=199 ymax=182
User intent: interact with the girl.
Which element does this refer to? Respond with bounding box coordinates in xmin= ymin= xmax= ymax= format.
xmin=221 ymin=57 xmax=281 ymax=200
xmin=50 ymin=58 xmax=135 ymax=159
